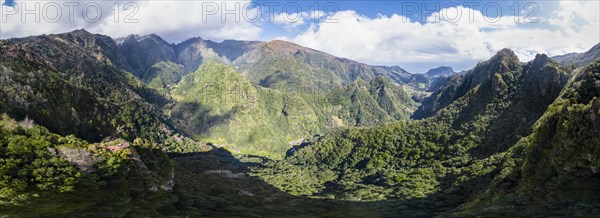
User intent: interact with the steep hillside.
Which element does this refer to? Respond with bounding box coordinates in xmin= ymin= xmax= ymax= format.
xmin=112 ymin=32 xmax=419 ymax=155
xmin=413 ymin=49 xmax=568 ymax=120
xmin=168 ymin=62 xmax=416 ymax=156
xmin=4 ymin=29 xmax=598 ymax=216
xmin=232 ymin=40 xmax=414 ymax=91
xmin=0 ymin=115 xmax=176 ymax=216
xmin=457 ymin=59 xmax=600 ymax=216
xmin=255 ymin=50 xmax=570 ymax=207
xmin=116 ymin=34 xmax=177 ymax=79
xmin=2 ymin=32 xmax=200 ymax=152
xmin=329 ymin=76 xmax=416 ymax=125
xmin=2 ymin=29 xmax=420 ymax=156
xmin=0 ymin=40 xmax=113 ymax=140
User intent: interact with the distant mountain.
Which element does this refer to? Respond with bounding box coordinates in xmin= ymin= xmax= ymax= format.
xmin=417 ymin=66 xmax=458 ymax=92
xmin=552 ymin=42 xmax=600 ymax=67
xmin=425 ymin=66 xmax=455 ymax=78
xmin=111 ymin=33 xmax=430 ymax=101
xmin=115 ymin=35 xmax=417 ymax=91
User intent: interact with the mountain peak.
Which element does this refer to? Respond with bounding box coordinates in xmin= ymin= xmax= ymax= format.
xmin=175 ymin=37 xmax=205 ymax=50
xmin=487 ymin=48 xmax=521 ymax=72
xmin=269 ymin=39 xmax=294 ymax=44
xmin=266 ymin=39 xmax=302 ymax=49
xmin=262 ymin=39 xmax=317 ymax=55
xmin=141 ymin=34 xmax=168 ymax=43
xmin=532 ymin=53 xmax=550 ymax=65
xmin=494 ymin=48 xmax=519 ymax=61
xmin=425 ymin=66 xmax=455 ymax=78
xmin=69 ymin=29 xmax=91 ymax=35
xmin=120 ymin=34 xmax=168 ymax=44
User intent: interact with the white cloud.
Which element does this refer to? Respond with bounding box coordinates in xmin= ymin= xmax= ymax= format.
xmin=0 ymin=0 xmax=262 ymax=42
xmin=273 ymin=12 xmax=309 ymax=29
xmin=272 ymin=10 xmax=333 ymax=31
xmin=291 ymin=2 xmax=600 ymax=72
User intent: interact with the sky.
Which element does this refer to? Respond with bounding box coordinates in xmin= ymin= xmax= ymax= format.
xmin=1 ymin=0 xmax=599 ymax=73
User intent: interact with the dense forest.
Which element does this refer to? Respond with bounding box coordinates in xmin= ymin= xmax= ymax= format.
xmin=1 ymin=30 xmax=599 ymax=217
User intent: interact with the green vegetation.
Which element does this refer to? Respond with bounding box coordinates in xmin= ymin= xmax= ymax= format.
xmin=253 ymin=52 xmax=598 ymax=217
xmin=455 ymin=60 xmax=600 ymax=216
xmin=168 ymin=61 xmax=416 ymax=156
xmin=1 ymin=30 xmax=599 ymax=217
xmin=0 ymin=114 xmax=173 ymax=210
xmin=0 ymin=114 xmax=83 ymax=205
xmin=0 ymin=38 xmax=204 ymax=154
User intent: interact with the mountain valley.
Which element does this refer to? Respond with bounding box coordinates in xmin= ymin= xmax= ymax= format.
xmin=1 ymin=30 xmax=599 ymax=217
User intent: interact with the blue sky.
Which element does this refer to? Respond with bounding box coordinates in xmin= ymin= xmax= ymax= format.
xmin=1 ymin=0 xmax=598 ymax=72
xmin=257 ymin=1 xmax=559 ymax=39
xmin=1 ymin=0 xmax=14 ymax=6
xmin=253 ymin=0 xmax=598 ymax=72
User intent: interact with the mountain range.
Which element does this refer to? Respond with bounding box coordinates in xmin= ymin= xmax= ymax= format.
xmin=552 ymin=43 xmax=600 ymax=68
xmin=1 ymin=29 xmax=599 ymax=217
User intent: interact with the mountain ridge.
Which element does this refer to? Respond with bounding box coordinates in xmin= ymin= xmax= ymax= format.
xmin=2 ymin=29 xmax=600 ymax=217
xmin=552 ymin=42 xmax=600 ymax=67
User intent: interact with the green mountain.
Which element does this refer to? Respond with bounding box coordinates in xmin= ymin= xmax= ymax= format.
xmin=111 ymin=32 xmax=419 ymax=155
xmin=167 ymin=61 xmax=416 ymax=156
xmin=1 ymin=30 xmax=599 ymax=217
xmin=2 ymin=30 xmax=420 ymax=156
xmin=115 ymin=34 xmax=177 ymax=77
xmin=231 ymin=40 xmax=415 ymax=90
xmin=115 ymin=34 xmax=419 ymax=92
xmin=458 ymin=59 xmax=600 ymax=216
xmin=1 ymin=31 xmax=200 ymax=152
xmin=413 ymin=49 xmax=569 ymax=120
xmin=254 ymin=50 xmax=584 ymax=214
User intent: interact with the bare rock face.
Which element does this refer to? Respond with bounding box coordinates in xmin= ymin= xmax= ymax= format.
xmin=591 ymin=97 xmax=600 ymax=122
xmin=592 ymin=97 xmax=600 ymax=112
xmin=57 ymin=147 xmax=103 ymax=173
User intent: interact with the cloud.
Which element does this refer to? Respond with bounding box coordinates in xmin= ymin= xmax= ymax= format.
xmin=291 ymin=2 xmax=599 ymax=72
xmin=0 ymin=0 xmax=262 ymax=42
xmin=273 ymin=12 xmax=309 ymax=29
xmin=272 ymin=10 xmax=333 ymax=31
